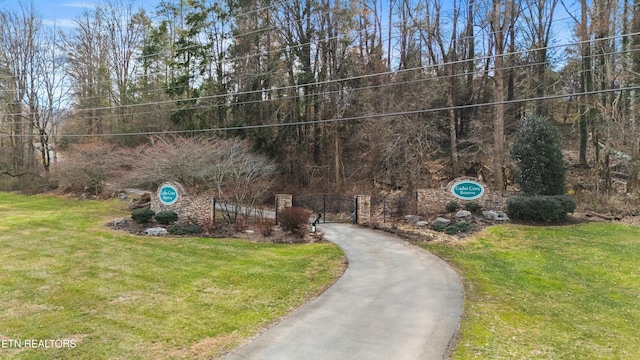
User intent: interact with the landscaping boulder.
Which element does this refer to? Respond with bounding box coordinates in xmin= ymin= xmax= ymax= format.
xmin=415 ymin=220 xmax=429 ymax=227
xmin=404 ymin=215 xmax=422 ymax=224
xmin=483 ymin=210 xmax=509 ymax=221
xmin=146 ymin=227 xmax=168 ymax=236
xmin=432 ymin=217 xmax=451 ymax=227
xmin=456 ymin=210 xmax=472 ymax=218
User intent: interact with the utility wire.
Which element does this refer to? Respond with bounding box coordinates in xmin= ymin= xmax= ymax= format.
xmin=0 ymin=1 xmax=634 ymax=121
xmin=10 ymin=42 xmax=636 ymax=126
xmin=3 ymin=32 xmax=634 ymax=118
xmin=2 ymin=85 xmax=637 ymax=138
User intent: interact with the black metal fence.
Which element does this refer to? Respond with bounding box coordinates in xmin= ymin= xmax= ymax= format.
xmin=212 ymin=198 xmax=275 ymax=226
xmin=373 ymin=192 xmax=419 ymax=223
xmin=293 ymin=194 xmax=356 ymax=223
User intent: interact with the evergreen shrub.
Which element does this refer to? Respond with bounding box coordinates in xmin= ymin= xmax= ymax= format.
xmin=431 ymin=222 xmax=447 ymax=232
xmin=507 ymin=195 xmax=576 ymax=223
xmin=510 ymin=115 xmax=566 ymax=195
xmin=154 ymin=210 xmax=178 ymax=225
xmin=464 ymin=201 xmax=483 ymax=213
xmin=131 ymin=208 xmax=155 ymax=223
xmin=432 ymin=221 xmax=473 ymax=235
xmin=443 ymin=221 xmax=473 ymax=235
xmin=168 ymin=224 xmax=201 ymax=235
xmin=446 ymin=201 xmax=460 ymax=213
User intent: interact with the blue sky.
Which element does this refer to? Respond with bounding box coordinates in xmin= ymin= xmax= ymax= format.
xmin=3 ymin=1 xmax=96 ymax=27
xmin=2 ymin=0 xmax=159 ymax=28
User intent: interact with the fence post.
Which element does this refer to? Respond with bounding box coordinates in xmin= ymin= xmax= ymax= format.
xmin=323 ymin=194 xmax=327 ymax=223
xmin=383 ymin=196 xmax=387 ymax=224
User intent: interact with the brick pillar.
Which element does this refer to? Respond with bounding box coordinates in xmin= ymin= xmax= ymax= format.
xmin=355 ymin=195 xmax=371 ymax=224
xmin=275 ymin=194 xmax=292 ymax=224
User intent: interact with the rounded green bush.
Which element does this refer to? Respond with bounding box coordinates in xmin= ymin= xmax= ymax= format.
xmin=445 ymin=201 xmax=460 ymax=213
xmin=131 ymin=208 xmax=155 ymax=223
xmin=431 ymin=223 xmax=447 ymax=232
xmin=455 ymin=221 xmax=473 ymax=233
xmin=155 ymin=210 xmax=179 ymax=225
xmin=464 ymin=201 xmax=483 ymax=213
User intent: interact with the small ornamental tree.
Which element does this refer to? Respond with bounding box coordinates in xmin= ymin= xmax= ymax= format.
xmin=510 ymin=115 xmax=566 ymax=195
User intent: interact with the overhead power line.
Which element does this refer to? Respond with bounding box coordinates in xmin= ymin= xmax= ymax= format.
xmin=2 ymin=85 xmax=637 ymax=138
xmin=1 ymin=32 xmax=635 ymax=120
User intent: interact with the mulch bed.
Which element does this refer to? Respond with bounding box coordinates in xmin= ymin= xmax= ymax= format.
xmin=105 ymin=217 xmax=326 ymax=244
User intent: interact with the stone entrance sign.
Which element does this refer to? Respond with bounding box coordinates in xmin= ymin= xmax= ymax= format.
xmin=151 ymin=182 xmax=214 ymax=221
xmin=449 ymin=178 xmax=485 ymax=201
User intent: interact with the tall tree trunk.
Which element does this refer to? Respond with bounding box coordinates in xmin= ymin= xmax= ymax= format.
xmin=491 ymin=0 xmax=513 ymax=191
xmin=628 ymin=0 xmax=640 ymax=192
xmin=578 ymin=0 xmax=591 ymax=167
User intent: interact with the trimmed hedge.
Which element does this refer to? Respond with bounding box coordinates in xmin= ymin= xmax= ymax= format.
xmin=507 ymin=195 xmax=576 ymax=223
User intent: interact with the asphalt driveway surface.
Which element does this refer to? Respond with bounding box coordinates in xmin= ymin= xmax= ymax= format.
xmin=223 ymin=223 xmax=464 ymax=360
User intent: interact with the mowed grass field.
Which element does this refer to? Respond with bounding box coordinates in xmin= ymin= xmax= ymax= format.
xmin=423 ymin=223 xmax=640 ymax=359
xmin=0 ymin=193 xmax=345 ymax=359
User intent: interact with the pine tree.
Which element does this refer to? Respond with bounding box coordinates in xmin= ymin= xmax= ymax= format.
xmin=510 ymin=115 xmax=566 ymax=195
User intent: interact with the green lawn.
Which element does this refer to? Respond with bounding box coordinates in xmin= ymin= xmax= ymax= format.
xmin=0 ymin=193 xmax=345 ymax=359
xmin=423 ymin=223 xmax=640 ymax=359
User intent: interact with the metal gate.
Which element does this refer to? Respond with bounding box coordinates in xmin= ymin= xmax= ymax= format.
xmin=293 ymin=194 xmax=356 ymax=223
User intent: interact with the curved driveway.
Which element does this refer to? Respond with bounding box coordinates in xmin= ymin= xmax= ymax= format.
xmin=223 ymin=223 xmax=464 ymax=360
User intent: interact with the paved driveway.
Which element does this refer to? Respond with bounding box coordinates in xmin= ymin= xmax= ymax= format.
xmin=223 ymin=223 xmax=464 ymax=360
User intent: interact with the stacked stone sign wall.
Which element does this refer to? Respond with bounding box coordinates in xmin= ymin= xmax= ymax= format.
xmin=151 ymin=182 xmax=214 ymax=222
xmin=416 ymin=178 xmax=514 ymax=215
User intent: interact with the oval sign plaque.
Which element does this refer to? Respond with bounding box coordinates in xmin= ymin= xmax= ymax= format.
xmin=451 ymin=180 xmax=485 ymax=200
xmin=158 ymin=184 xmax=179 ymax=205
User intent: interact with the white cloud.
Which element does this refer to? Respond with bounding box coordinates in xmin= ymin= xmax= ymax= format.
xmin=43 ymin=18 xmax=77 ymax=28
xmin=60 ymin=2 xmax=97 ymax=9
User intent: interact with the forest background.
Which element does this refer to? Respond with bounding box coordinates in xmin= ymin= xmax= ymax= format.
xmin=1 ymin=0 xmax=639 ymax=212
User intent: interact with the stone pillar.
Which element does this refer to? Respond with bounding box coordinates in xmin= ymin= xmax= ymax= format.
xmin=355 ymin=195 xmax=371 ymax=224
xmin=275 ymin=194 xmax=293 ymax=224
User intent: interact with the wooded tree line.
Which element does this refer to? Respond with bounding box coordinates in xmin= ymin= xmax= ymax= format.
xmin=0 ymin=0 xmax=639 ymax=196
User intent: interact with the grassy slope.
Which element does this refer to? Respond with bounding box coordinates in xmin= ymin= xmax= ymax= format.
xmin=0 ymin=193 xmax=345 ymax=359
xmin=423 ymin=223 xmax=640 ymax=359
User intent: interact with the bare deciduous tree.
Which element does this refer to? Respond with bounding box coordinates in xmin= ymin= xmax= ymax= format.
xmin=490 ymin=0 xmax=514 ymax=191
xmin=118 ymin=136 xmax=276 ymax=205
